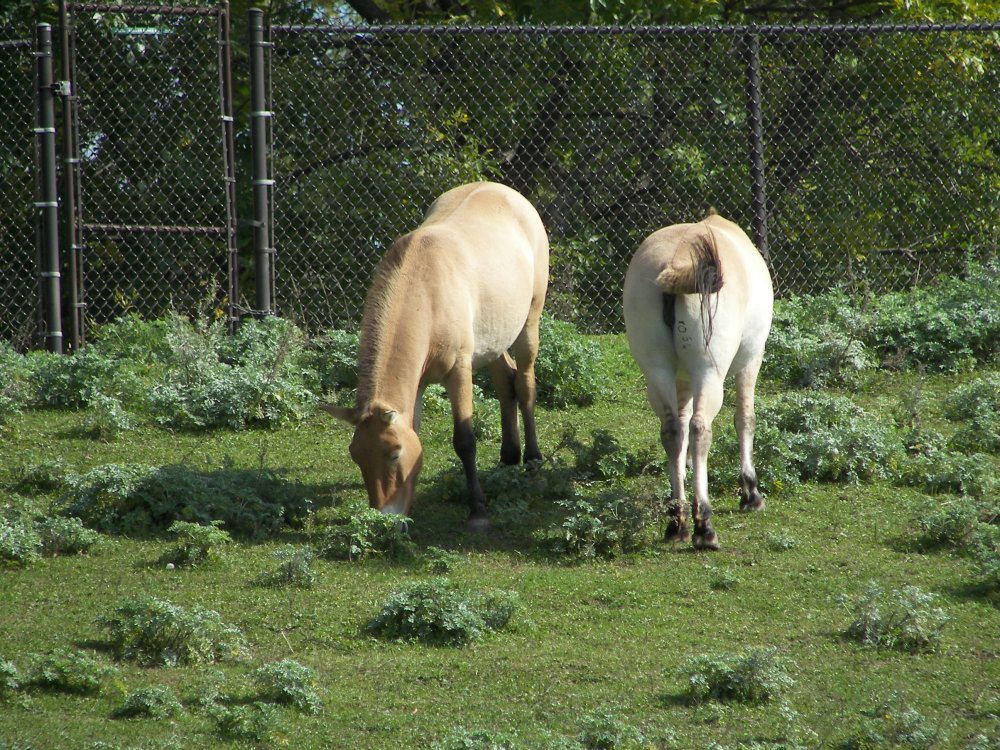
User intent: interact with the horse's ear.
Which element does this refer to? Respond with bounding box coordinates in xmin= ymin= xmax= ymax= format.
xmin=319 ymin=403 xmax=360 ymax=425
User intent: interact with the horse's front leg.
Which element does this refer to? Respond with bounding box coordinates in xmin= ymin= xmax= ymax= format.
xmin=446 ymin=366 xmax=489 ymax=532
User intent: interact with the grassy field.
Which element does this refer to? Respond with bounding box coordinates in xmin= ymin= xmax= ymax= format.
xmin=1 ymin=333 xmax=998 ymax=750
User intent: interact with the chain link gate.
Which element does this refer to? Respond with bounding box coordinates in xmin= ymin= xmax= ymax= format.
xmin=61 ymin=1 xmax=238 ymax=347
xmin=260 ymin=21 xmax=999 ymax=333
xmin=0 ymin=35 xmax=37 ymax=348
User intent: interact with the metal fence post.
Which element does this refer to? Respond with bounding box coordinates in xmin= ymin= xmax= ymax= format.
xmin=249 ymin=7 xmax=274 ymax=317
xmin=742 ymin=30 xmax=770 ymax=263
xmin=34 ymin=23 xmax=63 ymax=354
xmin=219 ymin=0 xmax=240 ymax=332
xmin=59 ymin=0 xmax=84 ymax=350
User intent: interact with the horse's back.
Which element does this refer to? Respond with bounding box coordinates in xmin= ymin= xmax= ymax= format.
xmin=399 ymin=182 xmax=549 ymax=368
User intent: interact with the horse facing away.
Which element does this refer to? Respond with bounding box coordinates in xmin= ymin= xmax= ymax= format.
xmin=322 ymin=181 xmax=549 ymax=532
xmin=623 ymin=212 xmax=773 ymax=550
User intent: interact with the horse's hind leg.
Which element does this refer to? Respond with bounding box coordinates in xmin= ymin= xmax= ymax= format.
xmin=512 ymin=319 xmax=542 ymax=464
xmin=489 ymin=353 xmax=521 ymax=466
xmin=689 ymin=375 xmax=724 ymax=550
xmin=445 ymin=364 xmax=489 ymax=532
xmin=646 ymin=373 xmax=690 ymax=542
xmin=734 ymin=358 xmax=765 ymax=512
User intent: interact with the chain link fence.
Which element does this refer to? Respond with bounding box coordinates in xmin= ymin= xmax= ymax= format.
xmin=0 ymin=35 xmax=37 ymax=348
xmin=0 ymin=15 xmax=997 ymax=344
xmin=64 ymin=3 xmax=237 ymax=341
xmin=267 ymin=23 xmax=999 ymax=332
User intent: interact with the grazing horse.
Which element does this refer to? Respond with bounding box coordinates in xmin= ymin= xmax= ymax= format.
xmin=322 ymin=181 xmax=549 ymax=532
xmin=623 ymin=212 xmax=773 ymax=550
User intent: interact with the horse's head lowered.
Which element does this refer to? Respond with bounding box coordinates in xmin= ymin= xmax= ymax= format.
xmin=322 ymin=404 xmax=424 ymax=517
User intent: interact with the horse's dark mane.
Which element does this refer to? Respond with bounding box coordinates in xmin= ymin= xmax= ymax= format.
xmin=355 ymin=236 xmax=409 ymax=410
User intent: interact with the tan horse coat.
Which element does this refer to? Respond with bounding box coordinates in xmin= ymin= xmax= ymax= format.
xmin=324 ymin=182 xmax=549 ymax=530
xmin=623 ymin=213 xmax=773 ymax=549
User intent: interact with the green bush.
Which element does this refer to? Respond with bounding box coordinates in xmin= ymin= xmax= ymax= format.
xmin=840 ymin=697 xmax=945 ymax=749
xmin=971 ymin=524 xmax=1000 ymax=591
xmin=36 ymin=516 xmax=101 ymax=556
xmin=253 ymin=659 xmax=322 ymax=714
xmin=868 ymin=262 xmax=1000 ymax=373
xmin=0 ymin=658 xmax=20 ymax=698
xmin=431 ymin=727 xmax=522 ymax=750
xmin=0 ymin=341 xmax=30 ymax=427
xmin=98 ymin=596 xmax=250 ymax=666
xmin=942 ymin=375 xmax=1000 ymax=454
xmin=565 ymin=428 xmax=655 ymax=481
xmin=148 ymin=315 xmax=317 ymax=430
xmin=307 ymin=328 xmax=360 ymax=392
xmin=163 ymin=520 xmax=231 ymax=567
xmin=720 ymin=393 xmax=903 ymax=492
xmin=907 ymin=495 xmax=985 ymax=551
xmin=840 ymin=582 xmax=949 ymax=653
xmin=763 ymin=291 xmax=876 ymax=388
xmin=58 ymin=462 xmax=312 ymax=538
xmin=112 ymin=686 xmax=183 ymax=719
xmin=896 ymin=443 xmax=998 ymax=501
xmin=578 ymin=709 xmax=653 ymax=750
xmin=25 ymin=648 xmax=117 ymax=695
xmin=680 ymin=648 xmax=794 ymax=705
xmin=10 ymin=458 xmax=71 ymax=494
xmin=535 ymin=315 xmax=605 ymax=408
xmin=312 ymin=505 xmax=412 ymax=561
xmin=0 ymin=519 xmax=41 ymax=567
xmin=256 ymin=545 xmax=317 ymax=588
xmin=367 ymin=578 xmax=517 ymax=646
xmin=213 ymin=702 xmax=281 ymax=743
xmin=548 ymin=483 xmax=663 ymax=560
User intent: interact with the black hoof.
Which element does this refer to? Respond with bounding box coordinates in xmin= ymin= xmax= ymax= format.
xmin=740 ymin=496 xmax=765 ymax=512
xmin=665 ymin=519 xmax=689 ymax=543
xmin=692 ymin=528 xmax=720 ymax=551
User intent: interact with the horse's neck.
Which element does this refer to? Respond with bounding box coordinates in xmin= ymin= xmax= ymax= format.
xmin=356 ymin=311 xmax=429 ymax=422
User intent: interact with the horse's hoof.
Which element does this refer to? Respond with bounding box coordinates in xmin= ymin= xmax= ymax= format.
xmin=740 ymin=496 xmax=765 ymax=512
xmin=692 ymin=530 xmax=721 ymax=551
xmin=466 ymin=516 xmax=491 ymax=534
xmin=664 ymin=520 xmax=689 ymax=543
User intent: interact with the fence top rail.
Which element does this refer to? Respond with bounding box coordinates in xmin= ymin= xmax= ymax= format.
xmin=270 ymin=19 xmax=1000 ymax=36
xmin=67 ymin=2 xmax=225 ymax=17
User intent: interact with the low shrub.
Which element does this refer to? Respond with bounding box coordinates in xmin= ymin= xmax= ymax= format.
xmin=0 ymin=658 xmax=20 ymax=698
xmin=764 ymin=291 xmax=876 ymax=388
xmin=840 ymin=697 xmax=945 ymax=749
xmin=547 ymin=483 xmax=663 ymax=560
xmin=720 ymin=393 xmax=903 ymax=491
xmin=112 ymin=686 xmax=183 ymax=719
xmin=312 ymin=505 xmax=412 ymax=561
xmin=0 ymin=342 xmax=31 ymax=428
xmin=9 ymin=459 xmax=71 ymax=494
xmin=840 ymin=582 xmax=949 ymax=653
xmin=943 ymin=375 xmax=1000 ymax=454
xmin=256 ymin=545 xmax=317 ymax=588
xmin=0 ymin=519 xmax=41 ymax=567
xmin=36 ymin=516 xmax=101 ymax=556
xmin=680 ymin=647 xmax=794 ymax=705
xmin=213 ymin=702 xmax=281 ymax=743
xmin=163 ymin=520 xmax=231 ymax=567
xmin=535 ymin=315 xmax=605 ymax=408
xmin=867 ymin=262 xmax=1000 ymax=373
xmin=254 ymin=659 xmax=322 ymax=714
xmin=907 ymin=495 xmax=983 ymax=551
xmin=564 ymin=428 xmax=655 ymax=481
xmin=578 ymin=709 xmax=653 ymax=750
xmin=98 ymin=596 xmax=249 ymax=666
xmin=367 ymin=578 xmax=517 ymax=646
xmin=896 ymin=442 xmax=998 ymax=500
xmin=971 ymin=524 xmax=1000 ymax=591
xmin=58 ymin=462 xmax=312 ymax=538
xmin=25 ymin=648 xmax=117 ymax=695
xmin=306 ymin=327 xmax=360 ymax=393
xmin=430 ymin=727 xmax=521 ymax=750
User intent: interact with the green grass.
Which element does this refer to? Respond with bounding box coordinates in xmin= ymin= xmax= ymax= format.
xmin=1 ymin=334 xmax=998 ymax=750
